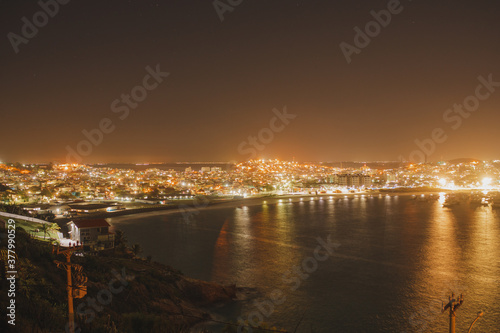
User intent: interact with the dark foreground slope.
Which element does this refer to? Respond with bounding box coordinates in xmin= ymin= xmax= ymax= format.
xmin=0 ymin=227 xmax=236 ymax=333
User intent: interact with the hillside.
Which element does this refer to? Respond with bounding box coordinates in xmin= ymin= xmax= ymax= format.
xmin=0 ymin=226 xmax=237 ymax=333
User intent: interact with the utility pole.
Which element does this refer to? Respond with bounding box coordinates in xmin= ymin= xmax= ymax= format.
xmin=442 ymin=293 xmax=464 ymax=333
xmin=53 ymin=244 xmax=87 ymax=333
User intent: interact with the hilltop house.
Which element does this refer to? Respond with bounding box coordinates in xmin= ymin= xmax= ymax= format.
xmin=67 ymin=219 xmax=114 ymax=251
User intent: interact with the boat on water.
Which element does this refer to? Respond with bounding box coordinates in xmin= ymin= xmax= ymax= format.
xmin=471 ymin=196 xmax=490 ymax=206
xmin=414 ymin=194 xmax=438 ymax=202
xmin=416 ymin=195 xmax=429 ymax=202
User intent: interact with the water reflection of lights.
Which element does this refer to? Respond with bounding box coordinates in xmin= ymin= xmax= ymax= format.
xmin=234 ymin=205 xmax=251 ymax=229
xmin=415 ymin=200 xmax=460 ymax=301
xmin=438 ymin=192 xmax=446 ymax=204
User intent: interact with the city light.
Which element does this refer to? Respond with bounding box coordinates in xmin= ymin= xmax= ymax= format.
xmin=1 ymin=159 xmax=500 ymax=206
xmin=482 ymin=177 xmax=492 ymax=187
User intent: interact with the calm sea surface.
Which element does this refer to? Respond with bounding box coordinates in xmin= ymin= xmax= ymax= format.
xmin=108 ymin=194 xmax=500 ymax=332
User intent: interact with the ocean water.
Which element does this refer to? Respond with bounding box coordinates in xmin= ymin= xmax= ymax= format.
xmin=109 ymin=194 xmax=500 ymax=332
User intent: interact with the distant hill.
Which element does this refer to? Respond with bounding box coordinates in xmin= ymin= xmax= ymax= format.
xmin=321 ymin=161 xmax=403 ymax=170
xmin=447 ymin=158 xmax=480 ymax=164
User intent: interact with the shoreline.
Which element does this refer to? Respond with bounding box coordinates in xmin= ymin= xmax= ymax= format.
xmin=104 ymin=190 xmax=453 ymax=223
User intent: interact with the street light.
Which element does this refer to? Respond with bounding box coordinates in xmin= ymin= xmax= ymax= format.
xmin=467 ymin=311 xmax=484 ymax=333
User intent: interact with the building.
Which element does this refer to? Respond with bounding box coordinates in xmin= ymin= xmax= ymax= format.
xmin=135 ymin=198 xmax=165 ymax=204
xmin=363 ymin=175 xmax=372 ymax=187
xmin=67 ymin=219 xmax=114 ymax=251
xmin=68 ymin=203 xmax=122 ymax=215
xmin=337 ymin=174 xmax=371 ymax=188
xmin=48 ymin=204 xmax=71 ymax=217
xmin=351 ymin=175 xmax=361 ymax=187
xmin=22 ymin=204 xmax=52 ymax=215
xmin=338 ymin=174 xmax=349 ymax=187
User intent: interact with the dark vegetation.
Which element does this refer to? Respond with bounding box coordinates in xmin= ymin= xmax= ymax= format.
xmin=0 ymin=226 xmax=237 ymax=333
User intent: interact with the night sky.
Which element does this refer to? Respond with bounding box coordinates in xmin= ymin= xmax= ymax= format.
xmin=2 ymin=0 xmax=500 ymax=163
